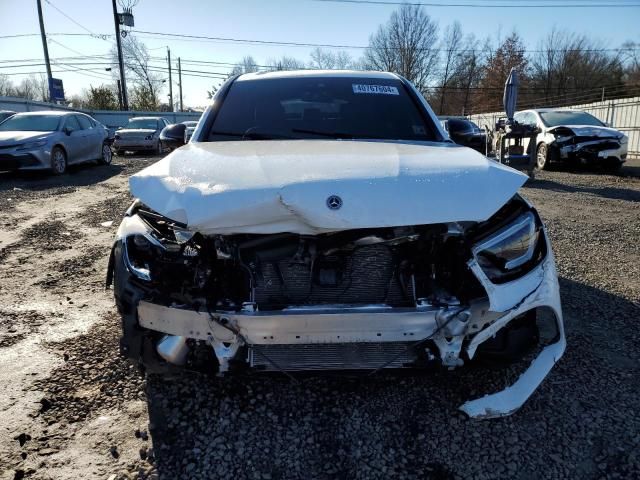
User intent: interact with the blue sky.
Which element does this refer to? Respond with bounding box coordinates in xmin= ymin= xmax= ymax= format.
xmin=1 ymin=0 xmax=639 ymax=107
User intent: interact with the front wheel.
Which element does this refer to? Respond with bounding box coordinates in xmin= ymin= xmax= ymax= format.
xmin=98 ymin=142 xmax=113 ymax=165
xmin=51 ymin=146 xmax=67 ymax=175
xmin=536 ymin=143 xmax=549 ymax=170
xmin=603 ymin=159 xmax=623 ymax=173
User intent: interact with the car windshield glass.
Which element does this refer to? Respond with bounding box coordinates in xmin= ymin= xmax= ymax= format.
xmin=0 ymin=114 xmax=60 ymax=132
xmin=540 ymin=111 xmax=604 ymax=127
xmin=126 ymin=118 xmax=158 ymax=129
xmin=208 ymin=77 xmax=436 ymax=141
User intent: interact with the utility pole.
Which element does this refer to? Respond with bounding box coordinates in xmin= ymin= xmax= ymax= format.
xmin=36 ymin=0 xmax=52 ymax=101
xmin=178 ymin=57 xmax=183 ymax=112
xmin=112 ymin=0 xmax=128 ymax=110
xmin=116 ymin=79 xmax=123 ymax=110
xmin=167 ymin=47 xmax=173 ymax=111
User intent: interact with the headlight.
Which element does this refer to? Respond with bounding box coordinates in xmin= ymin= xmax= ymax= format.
xmin=620 ymin=135 xmax=628 ymax=145
xmin=123 ymin=234 xmax=155 ymax=281
xmin=117 ymin=215 xmax=166 ymax=281
xmin=472 ymin=211 xmax=543 ymax=283
xmin=17 ymin=140 xmax=47 ymax=151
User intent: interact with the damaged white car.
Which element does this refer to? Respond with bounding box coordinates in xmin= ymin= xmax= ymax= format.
xmin=106 ymin=71 xmax=565 ymax=419
xmin=514 ymin=108 xmax=628 ymax=171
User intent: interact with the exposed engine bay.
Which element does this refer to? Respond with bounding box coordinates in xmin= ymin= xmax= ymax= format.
xmin=111 ymin=195 xmax=547 ymax=314
xmin=107 ymin=194 xmax=565 ymax=418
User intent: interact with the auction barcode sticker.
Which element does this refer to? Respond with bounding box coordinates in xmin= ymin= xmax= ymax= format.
xmin=352 ymin=84 xmax=399 ymax=95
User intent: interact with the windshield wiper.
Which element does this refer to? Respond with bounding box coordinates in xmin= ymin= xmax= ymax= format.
xmin=290 ymin=128 xmax=373 ymax=139
xmin=209 ymin=130 xmax=291 ymax=140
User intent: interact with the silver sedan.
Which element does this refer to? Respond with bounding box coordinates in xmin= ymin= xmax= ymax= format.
xmin=0 ymin=111 xmax=111 ymax=174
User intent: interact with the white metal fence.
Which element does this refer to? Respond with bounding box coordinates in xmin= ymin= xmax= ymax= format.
xmin=468 ymin=96 xmax=640 ymax=158
xmin=0 ymin=96 xmax=202 ymax=131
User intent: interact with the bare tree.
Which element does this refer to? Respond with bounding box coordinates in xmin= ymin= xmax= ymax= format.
xmin=12 ymin=75 xmax=48 ymax=101
xmin=621 ymin=41 xmax=640 ymax=86
xmin=364 ymin=4 xmax=439 ymax=91
xmin=309 ymin=48 xmax=354 ymax=70
xmin=529 ymin=29 xmax=625 ymax=105
xmin=112 ymin=35 xmax=164 ymax=110
xmin=436 ymin=21 xmax=464 ymax=114
xmin=455 ymin=35 xmax=485 ymax=115
xmin=230 ymin=56 xmax=260 ymax=76
xmin=267 ymin=56 xmax=306 ymax=71
xmin=0 ymin=74 xmax=15 ymax=97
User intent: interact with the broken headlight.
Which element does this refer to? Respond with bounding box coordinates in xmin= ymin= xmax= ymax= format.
xmin=118 ymin=214 xmax=166 ymax=281
xmin=472 ymin=211 xmax=543 ymax=283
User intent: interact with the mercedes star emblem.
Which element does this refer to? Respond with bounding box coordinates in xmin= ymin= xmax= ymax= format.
xmin=326 ymin=195 xmax=343 ymax=210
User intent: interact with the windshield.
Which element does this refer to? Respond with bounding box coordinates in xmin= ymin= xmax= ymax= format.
xmin=126 ymin=118 xmax=158 ymax=130
xmin=207 ymin=77 xmax=436 ymax=141
xmin=0 ymin=114 xmax=60 ymax=132
xmin=540 ymin=111 xmax=604 ymax=127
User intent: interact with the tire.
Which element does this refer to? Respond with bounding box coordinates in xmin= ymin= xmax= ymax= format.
xmin=536 ymin=143 xmax=549 ymax=170
xmin=98 ymin=142 xmax=113 ymax=165
xmin=50 ymin=146 xmax=67 ymax=175
xmin=603 ymin=160 xmax=622 ymax=173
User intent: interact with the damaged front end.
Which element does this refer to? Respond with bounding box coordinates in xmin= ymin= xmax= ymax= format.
xmin=106 ymin=195 xmax=565 ymax=419
xmin=547 ymin=126 xmax=628 ymax=166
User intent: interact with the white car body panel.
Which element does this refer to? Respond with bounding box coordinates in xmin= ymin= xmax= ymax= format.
xmin=129 ymin=140 xmax=527 ymax=234
xmin=112 ymin=71 xmax=566 ymax=420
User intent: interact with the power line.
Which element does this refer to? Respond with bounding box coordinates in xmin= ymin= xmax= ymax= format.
xmin=0 ymin=34 xmax=41 ymax=40
xmin=131 ymin=29 xmax=640 ymax=53
xmin=44 ymin=0 xmax=111 ymax=42
xmin=2 ymin=30 xmax=639 ymax=54
xmin=309 ymin=0 xmax=640 ymax=7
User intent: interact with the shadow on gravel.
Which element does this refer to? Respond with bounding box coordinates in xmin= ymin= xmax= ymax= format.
xmin=0 ymin=162 xmax=124 ymax=192
xmin=140 ymin=277 xmax=639 ymax=479
xmin=547 ymin=160 xmax=640 ymax=178
xmin=527 ymin=177 xmax=640 ymax=202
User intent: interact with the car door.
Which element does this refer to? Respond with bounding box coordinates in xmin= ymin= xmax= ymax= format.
xmin=61 ymin=115 xmax=84 ymax=163
xmin=77 ymin=115 xmax=102 ymax=159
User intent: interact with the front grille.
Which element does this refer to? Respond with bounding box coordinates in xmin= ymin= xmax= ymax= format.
xmin=0 ymin=154 xmax=39 ymax=169
xmin=249 ymin=342 xmax=418 ymax=371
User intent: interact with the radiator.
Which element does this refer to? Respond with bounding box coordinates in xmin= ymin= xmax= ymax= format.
xmin=248 ymin=342 xmax=418 ymax=371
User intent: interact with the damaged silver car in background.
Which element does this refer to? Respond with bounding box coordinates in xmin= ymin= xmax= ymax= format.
xmin=106 ymin=71 xmax=566 ymax=419
xmin=514 ymin=108 xmax=628 ymax=171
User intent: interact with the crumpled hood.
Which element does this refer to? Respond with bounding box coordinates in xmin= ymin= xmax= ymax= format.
xmin=548 ymin=124 xmax=622 ymax=138
xmin=0 ymin=131 xmax=52 ymax=144
xmin=129 ymin=140 xmax=527 ymax=235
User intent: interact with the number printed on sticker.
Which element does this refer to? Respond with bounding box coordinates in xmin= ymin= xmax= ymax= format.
xmin=352 ymin=84 xmax=399 ymax=95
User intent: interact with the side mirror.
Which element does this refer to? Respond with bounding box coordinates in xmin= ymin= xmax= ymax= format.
xmin=159 ymin=124 xmax=186 ymax=150
xmin=63 ymin=127 xmax=73 ymax=136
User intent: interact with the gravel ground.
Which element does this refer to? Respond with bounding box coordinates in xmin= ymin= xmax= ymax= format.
xmin=0 ymin=155 xmax=639 ymax=479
